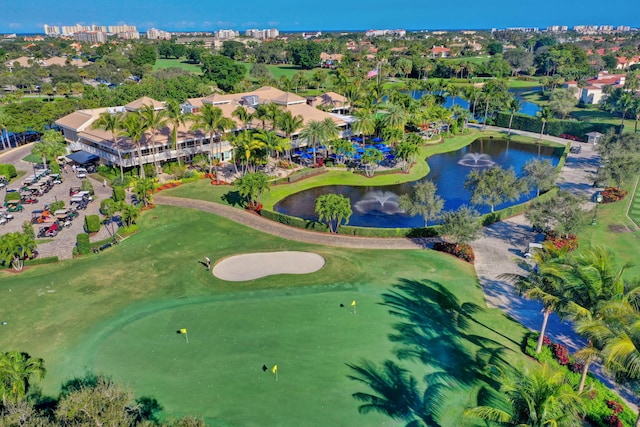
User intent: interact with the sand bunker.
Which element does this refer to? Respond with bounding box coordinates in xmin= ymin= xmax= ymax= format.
xmin=212 ymin=251 xmax=325 ymax=281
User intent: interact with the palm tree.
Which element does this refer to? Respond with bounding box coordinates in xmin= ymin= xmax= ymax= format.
xmin=231 ymin=132 xmax=267 ymax=175
xmin=464 ymin=86 xmax=482 ymax=119
xmin=0 ymin=351 xmax=46 ymax=402
xmin=139 ymin=105 xmax=168 ymax=173
xmin=506 ymin=97 xmax=521 ymax=136
xmin=464 ymin=364 xmax=586 ymax=427
xmin=276 ymin=110 xmax=304 ymax=159
xmin=382 ymin=103 xmax=407 ymax=131
xmin=315 ymin=193 xmax=352 ymax=233
xmin=395 ymin=134 xmax=421 ymax=172
xmin=0 ymin=231 xmax=36 ymax=272
xmin=254 ymin=129 xmax=285 ymax=163
xmin=264 ymin=102 xmax=281 ymax=131
xmin=537 ymin=106 xmax=554 ymax=144
xmin=120 ymin=112 xmax=147 ymax=178
xmin=232 ymin=105 xmax=253 ymax=133
xmin=190 ymin=104 xmax=236 ymax=180
xmin=352 ymin=109 xmax=376 ymax=146
xmin=299 ymin=120 xmax=324 ymax=167
xmin=445 ymin=83 xmax=459 ymax=106
xmin=499 ymin=244 xmax=570 ymax=353
xmin=165 ymin=100 xmax=187 ymax=166
xmin=253 ymin=104 xmax=270 ymax=130
xmin=93 ymin=111 xmax=125 ymax=181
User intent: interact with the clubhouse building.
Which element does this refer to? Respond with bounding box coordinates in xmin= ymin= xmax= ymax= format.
xmin=55 ymin=86 xmax=353 ymax=168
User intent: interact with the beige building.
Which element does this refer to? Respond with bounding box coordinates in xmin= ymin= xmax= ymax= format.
xmin=55 ymin=87 xmax=351 ymax=169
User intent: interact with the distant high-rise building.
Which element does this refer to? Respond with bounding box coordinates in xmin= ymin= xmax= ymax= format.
xmin=365 ymin=29 xmax=406 ymax=37
xmin=574 ymin=25 xmax=599 ymax=34
xmin=117 ymin=31 xmax=140 ymax=40
xmin=616 ymin=25 xmax=631 ymax=32
xmin=245 ymin=28 xmax=279 ymax=39
xmin=75 ymin=31 xmax=107 ymax=43
xmin=61 ymin=24 xmax=91 ymax=36
xmin=147 ymin=28 xmax=171 ymax=40
xmin=91 ymin=25 xmax=107 ymax=33
xmin=546 ymin=25 xmax=568 ymax=32
xmin=108 ymin=25 xmax=137 ymax=34
xmin=44 ymin=24 xmax=60 ymax=36
xmin=215 ymin=29 xmax=239 ymax=39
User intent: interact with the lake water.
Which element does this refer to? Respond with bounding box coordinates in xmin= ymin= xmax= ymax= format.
xmin=274 ymin=138 xmax=564 ymax=228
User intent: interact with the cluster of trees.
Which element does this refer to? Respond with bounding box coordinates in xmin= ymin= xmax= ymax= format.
xmin=0 ymin=225 xmax=37 ymax=271
xmin=0 ymin=352 xmax=204 ymax=427
xmin=595 ymin=131 xmax=640 ymax=189
xmin=501 ymin=242 xmax=640 ymax=425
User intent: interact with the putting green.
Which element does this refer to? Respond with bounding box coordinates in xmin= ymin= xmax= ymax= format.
xmin=81 ymin=285 xmax=394 ymax=426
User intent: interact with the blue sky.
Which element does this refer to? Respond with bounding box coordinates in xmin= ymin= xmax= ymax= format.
xmin=1 ymin=0 xmax=639 ymax=33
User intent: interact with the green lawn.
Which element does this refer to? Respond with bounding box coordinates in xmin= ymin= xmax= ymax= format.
xmin=153 ymin=58 xmax=203 ymax=74
xmin=237 ymin=62 xmax=322 ymax=80
xmin=573 ymin=183 xmax=640 ymax=280
xmin=0 ymin=205 xmax=530 ymax=426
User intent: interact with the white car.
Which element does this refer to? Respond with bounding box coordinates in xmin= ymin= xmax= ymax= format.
xmin=76 ymin=168 xmax=87 ymax=178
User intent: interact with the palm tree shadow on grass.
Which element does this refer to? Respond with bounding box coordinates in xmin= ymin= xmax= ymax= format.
xmin=381 ymin=279 xmax=512 ymax=386
xmin=346 ymin=360 xmax=449 ymax=427
xmin=346 ymin=279 xmax=515 ymax=426
xmin=221 ymin=190 xmax=244 ymax=207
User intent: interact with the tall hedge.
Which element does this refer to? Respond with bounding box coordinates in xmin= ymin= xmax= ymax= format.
xmin=0 ymin=164 xmax=17 ymax=178
xmin=76 ymin=233 xmax=91 ymax=255
xmin=112 ymin=186 xmax=126 ymax=202
xmin=84 ymin=215 xmax=101 ymax=233
xmin=495 ymin=112 xmax=621 ymax=140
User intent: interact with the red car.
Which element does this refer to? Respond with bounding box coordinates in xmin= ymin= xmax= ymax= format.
xmin=44 ymin=223 xmax=60 ymax=237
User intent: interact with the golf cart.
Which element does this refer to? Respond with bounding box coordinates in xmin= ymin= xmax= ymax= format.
xmin=5 ymin=200 xmax=23 ymax=212
xmin=0 ymin=175 xmax=6 ymax=189
xmin=524 ymin=242 xmax=544 ymax=258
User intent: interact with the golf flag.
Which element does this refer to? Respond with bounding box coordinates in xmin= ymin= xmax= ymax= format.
xmin=272 ymin=364 xmax=278 ymax=374
xmin=351 ymin=300 xmax=356 ymax=307
xmin=366 ymin=67 xmax=378 ymax=79
xmin=180 ymin=328 xmax=187 ymax=334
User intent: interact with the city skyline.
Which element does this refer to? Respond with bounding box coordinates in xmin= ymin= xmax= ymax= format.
xmin=1 ymin=0 xmax=639 ymax=34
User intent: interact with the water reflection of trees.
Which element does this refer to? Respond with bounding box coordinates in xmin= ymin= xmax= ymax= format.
xmin=347 ymin=279 xmax=513 ymax=425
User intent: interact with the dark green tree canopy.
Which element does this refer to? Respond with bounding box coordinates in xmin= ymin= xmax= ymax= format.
xmin=200 ymin=55 xmax=246 ymax=92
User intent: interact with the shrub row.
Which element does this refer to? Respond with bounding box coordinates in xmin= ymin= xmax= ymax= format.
xmin=271 ymin=167 xmax=328 ymax=184
xmin=261 ymin=209 xmax=443 ymax=237
xmin=24 ymin=256 xmax=58 ymax=267
xmin=352 ymin=168 xmax=405 ymax=177
xmin=480 ymin=187 xmax=560 ymax=226
xmin=495 ymin=112 xmax=621 ymax=140
xmin=524 ymin=333 xmax=636 ymax=427
xmin=75 ymin=233 xmax=91 ymax=255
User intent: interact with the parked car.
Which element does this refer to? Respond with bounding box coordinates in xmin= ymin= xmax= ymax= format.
xmin=76 ymin=168 xmax=87 ymax=178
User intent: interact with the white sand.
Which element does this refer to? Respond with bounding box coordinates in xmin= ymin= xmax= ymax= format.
xmin=212 ymin=251 xmax=325 ymax=281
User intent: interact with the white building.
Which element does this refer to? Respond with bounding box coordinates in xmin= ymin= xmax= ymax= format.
xmin=75 ymin=31 xmax=107 ymax=43
xmin=244 ymin=28 xmax=279 ymax=39
xmin=44 ymin=25 xmax=60 ymax=36
xmin=61 ymin=24 xmax=91 ymax=36
xmin=147 ymin=28 xmax=172 ymax=40
xmin=215 ymin=29 xmax=239 ymax=39
xmin=108 ymin=24 xmax=137 ymax=34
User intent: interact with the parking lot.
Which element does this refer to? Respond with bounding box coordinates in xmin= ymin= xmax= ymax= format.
xmin=2 ymin=156 xmax=113 ymax=260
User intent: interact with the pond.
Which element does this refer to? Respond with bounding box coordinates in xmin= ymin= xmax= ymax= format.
xmin=408 ymin=88 xmax=541 ymax=117
xmin=273 ymin=138 xmax=564 ymax=229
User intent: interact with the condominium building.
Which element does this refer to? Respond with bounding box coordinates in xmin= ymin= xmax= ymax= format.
xmin=147 ymin=28 xmax=172 ymax=40
xmin=546 ymin=25 xmax=568 ymax=32
xmin=365 ymin=29 xmax=406 ymax=37
xmin=117 ymin=31 xmax=140 ymax=40
xmin=44 ymin=25 xmax=60 ymax=36
xmin=245 ymin=28 xmax=279 ymax=39
xmin=108 ymin=25 xmax=137 ymax=34
xmin=61 ymin=24 xmax=91 ymax=36
xmin=75 ymin=31 xmax=107 ymax=43
xmin=215 ymin=29 xmax=239 ymax=39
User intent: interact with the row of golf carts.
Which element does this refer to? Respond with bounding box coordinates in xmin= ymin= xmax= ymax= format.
xmin=33 ymin=207 xmax=80 ymax=237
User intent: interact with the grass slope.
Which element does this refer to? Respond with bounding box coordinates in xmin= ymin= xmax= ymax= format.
xmin=0 ymin=205 xmax=529 ymax=426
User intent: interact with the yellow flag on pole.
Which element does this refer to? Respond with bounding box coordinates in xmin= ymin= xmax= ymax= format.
xmin=180 ymin=328 xmax=187 ymax=334
xmin=351 ymin=300 xmax=356 ymax=307
xmin=272 ymin=364 xmax=278 ymax=374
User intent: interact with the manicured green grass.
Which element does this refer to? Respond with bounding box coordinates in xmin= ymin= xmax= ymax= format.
xmin=630 ymin=179 xmax=640 ymax=227
xmin=22 ymin=153 xmax=42 ymax=164
xmin=237 ymin=62 xmax=321 ymax=80
xmin=153 ymin=58 xmax=203 ymax=74
xmin=575 ymin=184 xmax=640 ymax=280
xmin=0 ymin=205 xmax=530 ymax=426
